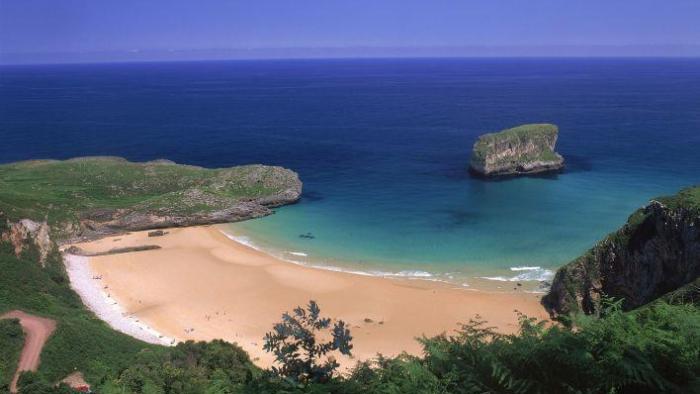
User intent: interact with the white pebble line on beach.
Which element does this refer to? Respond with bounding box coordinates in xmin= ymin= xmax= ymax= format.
xmin=63 ymin=254 xmax=175 ymax=346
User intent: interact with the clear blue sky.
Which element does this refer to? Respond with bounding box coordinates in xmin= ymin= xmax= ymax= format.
xmin=1 ymin=0 xmax=699 ymax=64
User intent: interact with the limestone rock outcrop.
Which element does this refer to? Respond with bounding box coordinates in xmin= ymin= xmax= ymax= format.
xmin=1 ymin=219 xmax=52 ymax=265
xmin=469 ymin=123 xmax=564 ymax=177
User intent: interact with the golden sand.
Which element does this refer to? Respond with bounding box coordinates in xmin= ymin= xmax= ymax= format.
xmin=74 ymin=225 xmax=548 ymax=367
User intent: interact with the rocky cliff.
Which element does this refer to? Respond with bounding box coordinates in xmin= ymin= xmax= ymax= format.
xmin=0 ymin=219 xmax=52 ymax=265
xmin=0 ymin=157 xmax=302 ymax=243
xmin=542 ymin=186 xmax=700 ymax=316
xmin=469 ymin=123 xmax=564 ymax=177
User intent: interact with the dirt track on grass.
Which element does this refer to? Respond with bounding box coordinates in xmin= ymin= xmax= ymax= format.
xmin=1 ymin=310 xmax=56 ymax=393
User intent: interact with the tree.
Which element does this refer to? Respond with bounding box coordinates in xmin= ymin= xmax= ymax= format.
xmin=263 ymin=300 xmax=353 ymax=384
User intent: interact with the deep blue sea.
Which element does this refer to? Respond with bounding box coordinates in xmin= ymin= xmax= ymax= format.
xmin=2 ymin=58 xmax=699 ymax=287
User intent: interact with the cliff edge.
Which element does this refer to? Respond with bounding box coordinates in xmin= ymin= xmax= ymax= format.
xmin=543 ymin=186 xmax=700 ymax=316
xmin=469 ymin=123 xmax=564 ymax=177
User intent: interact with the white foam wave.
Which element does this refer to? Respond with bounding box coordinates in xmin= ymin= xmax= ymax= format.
xmin=219 ymin=229 xmax=549 ymax=287
xmin=288 ymin=251 xmax=308 ymax=257
xmin=225 ymin=234 xmax=259 ymax=250
xmin=379 ymin=270 xmax=434 ymax=278
xmin=219 ymin=230 xmax=451 ymax=282
xmin=510 ymin=266 xmax=541 ymax=271
xmin=480 ymin=266 xmax=553 ymax=282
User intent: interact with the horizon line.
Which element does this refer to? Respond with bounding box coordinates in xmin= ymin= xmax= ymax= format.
xmin=3 ymin=44 xmax=700 ymax=66
xmin=3 ymin=55 xmax=700 ymax=67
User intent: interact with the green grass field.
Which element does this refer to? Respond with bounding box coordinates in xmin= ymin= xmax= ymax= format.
xmin=0 ymin=157 xmax=299 ymax=238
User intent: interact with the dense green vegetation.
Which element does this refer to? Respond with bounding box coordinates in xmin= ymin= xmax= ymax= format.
xmin=0 ymin=236 xmax=156 ymax=386
xmin=657 ymin=185 xmax=700 ymax=211
xmin=95 ymin=340 xmax=259 ymax=394
xmin=0 ymin=157 xmax=298 ymax=236
xmin=0 ymin=318 xmax=24 ymax=390
xmin=56 ymin=301 xmax=698 ymax=394
xmin=471 ymin=123 xmax=560 ymax=165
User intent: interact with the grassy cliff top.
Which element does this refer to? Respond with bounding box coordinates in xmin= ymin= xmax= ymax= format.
xmin=624 ymin=186 xmax=700 ymax=230
xmin=657 ymin=186 xmax=700 ymax=211
xmin=472 ymin=123 xmax=559 ymax=162
xmin=0 ymin=157 xmax=301 ymax=227
xmin=597 ymin=185 xmax=700 ymax=258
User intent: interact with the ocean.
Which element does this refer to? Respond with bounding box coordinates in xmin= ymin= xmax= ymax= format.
xmin=2 ymin=58 xmax=699 ymax=287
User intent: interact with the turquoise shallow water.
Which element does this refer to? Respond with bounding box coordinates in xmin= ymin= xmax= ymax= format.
xmin=225 ymin=168 xmax=692 ymax=286
xmin=2 ymin=58 xmax=700 ymax=286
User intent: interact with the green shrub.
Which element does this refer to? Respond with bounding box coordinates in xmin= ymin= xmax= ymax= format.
xmin=263 ymin=301 xmax=353 ymax=384
xmin=0 ymin=318 xmax=24 ymax=390
xmin=0 ymin=243 xmax=154 ymax=385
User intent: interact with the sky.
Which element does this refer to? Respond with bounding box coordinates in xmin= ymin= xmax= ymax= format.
xmin=1 ymin=0 xmax=700 ymax=64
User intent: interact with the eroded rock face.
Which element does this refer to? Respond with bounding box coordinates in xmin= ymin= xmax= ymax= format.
xmin=68 ymin=176 xmax=303 ymax=242
xmin=72 ymin=200 xmax=279 ymax=242
xmin=469 ymin=123 xmax=564 ymax=177
xmin=543 ymin=196 xmax=700 ymax=317
xmin=1 ymin=219 xmax=52 ymax=265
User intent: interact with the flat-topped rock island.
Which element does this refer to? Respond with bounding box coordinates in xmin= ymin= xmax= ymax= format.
xmin=469 ymin=123 xmax=565 ymax=177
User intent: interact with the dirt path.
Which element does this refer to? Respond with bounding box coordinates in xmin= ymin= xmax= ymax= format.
xmin=1 ymin=311 xmax=57 ymax=393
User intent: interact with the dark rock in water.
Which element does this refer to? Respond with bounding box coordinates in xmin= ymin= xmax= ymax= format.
xmin=148 ymin=230 xmax=166 ymax=237
xmin=299 ymin=232 xmax=315 ymax=239
xmin=543 ymin=186 xmax=700 ymax=317
xmin=469 ymin=123 xmax=564 ymax=177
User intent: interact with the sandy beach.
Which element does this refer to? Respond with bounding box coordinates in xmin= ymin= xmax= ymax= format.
xmin=66 ymin=225 xmax=549 ymax=367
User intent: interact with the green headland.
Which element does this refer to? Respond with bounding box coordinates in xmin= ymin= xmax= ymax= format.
xmin=0 ymin=157 xmax=302 ymax=241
